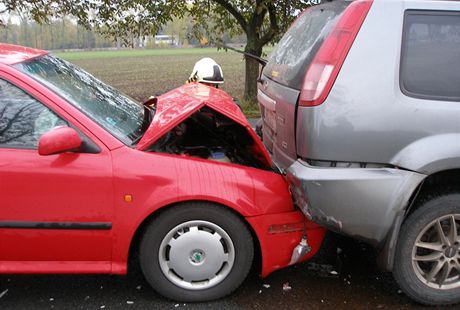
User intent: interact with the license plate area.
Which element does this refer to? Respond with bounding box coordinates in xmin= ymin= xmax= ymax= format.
xmin=264 ymin=109 xmax=277 ymax=132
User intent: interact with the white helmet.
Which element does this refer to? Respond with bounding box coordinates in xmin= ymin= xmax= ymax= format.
xmin=188 ymin=57 xmax=224 ymax=85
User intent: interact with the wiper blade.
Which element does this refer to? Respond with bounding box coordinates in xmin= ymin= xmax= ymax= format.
xmin=219 ymin=44 xmax=268 ymax=66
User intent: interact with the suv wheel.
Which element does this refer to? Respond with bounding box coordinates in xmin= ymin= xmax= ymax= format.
xmin=139 ymin=202 xmax=254 ymax=302
xmin=394 ymin=194 xmax=460 ymax=305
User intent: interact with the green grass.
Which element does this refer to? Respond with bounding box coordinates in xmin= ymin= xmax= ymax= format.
xmin=55 ymin=48 xmax=261 ymax=115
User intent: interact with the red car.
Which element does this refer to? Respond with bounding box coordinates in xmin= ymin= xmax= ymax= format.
xmin=0 ymin=44 xmax=325 ymax=301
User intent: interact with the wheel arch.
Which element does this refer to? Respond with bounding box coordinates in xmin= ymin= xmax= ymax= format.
xmin=378 ymin=168 xmax=460 ymax=271
xmin=390 ymin=134 xmax=460 ymax=175
xmin=126 ymin=199 xmax=262 ymax=275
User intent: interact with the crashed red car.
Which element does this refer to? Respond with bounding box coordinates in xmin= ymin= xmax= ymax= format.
xmin=0 ymin=44 xmax=325 ymax=301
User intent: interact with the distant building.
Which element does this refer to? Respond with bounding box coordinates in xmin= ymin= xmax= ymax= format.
xmin=154 ymin=35 xmax=179 ymax=46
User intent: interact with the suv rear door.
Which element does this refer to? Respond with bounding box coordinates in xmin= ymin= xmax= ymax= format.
xmin=258 ymin=1 xmax=354 ymax=169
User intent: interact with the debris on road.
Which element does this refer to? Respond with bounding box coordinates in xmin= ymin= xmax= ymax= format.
xmin=0 ymin=289 xmax=8 ymax=299
xmin=100 ymin=306 xmax=105 ymax=309
xmin=127 ymin=300 xmax=134 ymax=304
xmin=136 ymin=285 xmax=142 ymax=290
xmin=307 ymin=262 xmax=340 ymax=278
xmin=282 ymin=283 xmax=292 ymax=292
xmin=263 ymin=284 xmax=270 ymax=288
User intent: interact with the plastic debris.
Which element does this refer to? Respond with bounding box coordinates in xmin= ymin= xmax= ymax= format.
xmin=258 ymin=290 xmax=262 ymax=294
xmin=0 ymin=289 xmax=8 ymax=299
xmin=330 ymin=270 xmax=338 ymax=275
xmin=282 ymin=282 xmax=292 ymax=292
xmin=49 ymin=298 xmax=54 ymax=302
xmin=127 ymin=301 xmax=134 ymax=304
xmin=397 ymin=290 xmax=402 ymax=294
xmin=336 ymin=247 xmax=343 ymax=254
xmin=263 ymin=284 xmax=270 ymax=288
xmin=175 ymin=304 xmax=180 ymax=308
xmin=136 ymin=285 xmax=142 ymax=290
xmin=100 ymin=306 xmax=105 ymax=309
xmin=85 ymin=296 xmax=90 ymax=300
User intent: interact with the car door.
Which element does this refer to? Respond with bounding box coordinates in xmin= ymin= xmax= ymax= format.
xmin=0 ymin=76 xmax=114 ymax=268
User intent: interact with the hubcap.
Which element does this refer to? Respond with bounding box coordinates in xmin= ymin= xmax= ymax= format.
xmin=411 ymin=214 xmax=460 ymax=290
xmin=158 ymin=220 xmax=235 ymax=290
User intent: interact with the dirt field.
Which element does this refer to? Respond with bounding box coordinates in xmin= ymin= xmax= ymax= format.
xmin=55 ymin=48 xmax=255 ymax=111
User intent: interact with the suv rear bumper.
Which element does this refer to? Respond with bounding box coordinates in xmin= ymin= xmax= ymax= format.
xmin=287 ymin=160 xmax=425 ymax=246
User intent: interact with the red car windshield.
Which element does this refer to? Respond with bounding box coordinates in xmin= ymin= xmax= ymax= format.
xmin=14 ymin=55 xmax=147 ymax=146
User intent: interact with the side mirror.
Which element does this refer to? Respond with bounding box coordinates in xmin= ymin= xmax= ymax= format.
xmin=38 ymin=126 xmax=82 ymax=156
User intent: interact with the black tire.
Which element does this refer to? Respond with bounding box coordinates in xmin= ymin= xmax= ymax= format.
xmin=394 ymin=193 xmax=460 ymax=305
xmin=140 ymin=202 xmax=254 ymax=302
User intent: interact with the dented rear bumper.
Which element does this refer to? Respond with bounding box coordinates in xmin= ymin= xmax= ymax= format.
xmin=287 ymin=160 xmax=425 ymax=247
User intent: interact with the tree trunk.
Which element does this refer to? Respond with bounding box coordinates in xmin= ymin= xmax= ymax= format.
xmin=244 ymin=37 xmax=262 ymax=104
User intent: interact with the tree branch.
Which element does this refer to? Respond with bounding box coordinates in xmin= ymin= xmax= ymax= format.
xmin=259 ymin=3 xmax=278 ymax=46
xmin=212 ymin=0 xmax=248 ymax=32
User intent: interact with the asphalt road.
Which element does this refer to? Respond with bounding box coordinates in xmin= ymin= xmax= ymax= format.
xmin=0 ymin=234 xmax=451 ymax=310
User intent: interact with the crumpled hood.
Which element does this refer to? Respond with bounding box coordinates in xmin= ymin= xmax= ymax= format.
xmin=136 ymin=83 xmax=251 ymax=151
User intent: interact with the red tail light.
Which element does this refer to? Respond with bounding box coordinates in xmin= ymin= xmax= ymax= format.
xmin=299 ymin=0 xmax=373 ymax=107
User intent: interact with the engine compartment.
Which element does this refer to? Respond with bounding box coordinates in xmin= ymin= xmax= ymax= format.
xmin=148 ymin=107 xmax=271 ymax=170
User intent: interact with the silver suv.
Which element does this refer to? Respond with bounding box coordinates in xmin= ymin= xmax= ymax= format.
xmin=258 ymin=0 xmax=460 ymax=305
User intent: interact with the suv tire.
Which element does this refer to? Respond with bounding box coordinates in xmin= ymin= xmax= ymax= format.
xmin=394 ymin=194 xmax=460 ymax=305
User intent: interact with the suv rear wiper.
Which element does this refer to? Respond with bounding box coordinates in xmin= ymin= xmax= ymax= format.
xmin=219 ymin=44 xmax=268 ymax=66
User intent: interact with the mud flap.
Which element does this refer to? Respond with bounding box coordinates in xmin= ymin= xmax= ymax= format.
xmin=287 ymin=160 xmax=426 ymax=246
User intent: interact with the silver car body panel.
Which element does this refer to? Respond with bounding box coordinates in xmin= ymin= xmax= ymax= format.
xmin=287 ymin=160 xmax=426 ymax=246
xmin=258 ymin=83 xmax=300 ymax=170
xmin=296 ymin=0 xmax=460 ymax=170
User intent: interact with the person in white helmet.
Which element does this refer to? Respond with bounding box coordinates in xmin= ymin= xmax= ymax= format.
xmin=187 ymin=57 xmax=242 ymax=110
xmin=187 ymin=57 xmax=224 ymax=88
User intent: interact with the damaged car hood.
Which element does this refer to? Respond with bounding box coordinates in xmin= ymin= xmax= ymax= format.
xmin=136 ymin=83 xmax=271 ymax=164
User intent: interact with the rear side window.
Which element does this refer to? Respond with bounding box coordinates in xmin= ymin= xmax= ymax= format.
xmin=263 ymin=1 xmax=351 ymax=90
xmin=401 ymin=11 xmax=460 ymax=101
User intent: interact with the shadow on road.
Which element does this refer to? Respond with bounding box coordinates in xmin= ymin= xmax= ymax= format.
xmin=0 ymin=234 xmax=449 ymax=309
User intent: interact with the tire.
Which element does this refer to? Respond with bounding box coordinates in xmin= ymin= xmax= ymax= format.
xmin=394 ymin=193 xmax=460 ymax=305
xmin=139 ymin=202 xmax=254 ymax=302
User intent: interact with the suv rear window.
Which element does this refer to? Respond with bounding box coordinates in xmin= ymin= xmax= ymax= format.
xmin=263 ymin=1 xmax=351 ymax=90
xmin=401 ymin=11 xmax=460 ymax=101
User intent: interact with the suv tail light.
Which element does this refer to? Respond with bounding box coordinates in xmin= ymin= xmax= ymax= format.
xmin=299 ymin=0 xmax=373 ymax=107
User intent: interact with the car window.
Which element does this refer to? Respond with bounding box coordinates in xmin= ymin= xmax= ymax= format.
xmin=401 ymin=11 xmax=460 ymax=101
xmin=263 ymin=1 xmax=351 ymax=90
xmin=14 ymin=55 xmax=146 ymax=146
xmin=0 ymin=79 xmax=67 ymax=149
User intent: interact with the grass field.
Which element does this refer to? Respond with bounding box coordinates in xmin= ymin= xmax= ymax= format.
xmin=54 ymin=48 xmax=260 ymax=114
